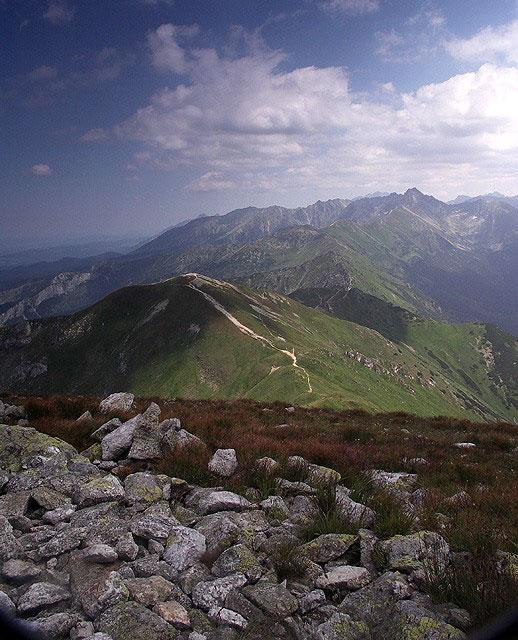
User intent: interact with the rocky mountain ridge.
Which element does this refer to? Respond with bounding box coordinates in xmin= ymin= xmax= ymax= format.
xmin=2 ymin=393 xmax=513 ymax=640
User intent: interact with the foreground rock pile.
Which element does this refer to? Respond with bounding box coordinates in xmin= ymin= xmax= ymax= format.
xmin=0 ymin=396 xmax=474 ymax=639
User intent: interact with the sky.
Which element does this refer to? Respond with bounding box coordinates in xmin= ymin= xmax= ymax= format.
xmin=2 ymin=0 xmax=518 ymax=245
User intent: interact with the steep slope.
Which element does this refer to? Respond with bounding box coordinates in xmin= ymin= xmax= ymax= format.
xmin=0 ymin=274 xmax=516 ymax=421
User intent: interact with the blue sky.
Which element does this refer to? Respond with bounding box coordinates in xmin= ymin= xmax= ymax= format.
xmin=2 ymin=0 xmax=518 ymax=244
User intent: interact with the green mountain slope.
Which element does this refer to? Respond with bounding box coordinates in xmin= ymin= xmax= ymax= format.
xmin=1 ymin=274 xmax=516 ymax=421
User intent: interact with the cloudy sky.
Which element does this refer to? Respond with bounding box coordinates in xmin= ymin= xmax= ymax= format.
xmin=3 ymin=0 xmax=518 ymax=244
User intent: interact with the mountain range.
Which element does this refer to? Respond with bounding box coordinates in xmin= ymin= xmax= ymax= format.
xmin=0 ymin=187 xmax=516 ymax=420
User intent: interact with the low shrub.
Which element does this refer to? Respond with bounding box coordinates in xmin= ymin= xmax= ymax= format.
xmin=368 ymin=490 xmax=416 ymax=539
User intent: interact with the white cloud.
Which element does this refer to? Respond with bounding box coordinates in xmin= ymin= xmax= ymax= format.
xmin=117 ymin=24 xmax=518 ymax=199
xmin=319 ymin=0 xmax=380 ymax=14
xmin=44 ymin=1 xmax=75 ymax=25
xmin=80 ymin=128 xmax=108 ymax=142
xmin=446 ymin=19 xmax=518 ymax=65
xmin=31 ymin=164 xmax=52 ymax=176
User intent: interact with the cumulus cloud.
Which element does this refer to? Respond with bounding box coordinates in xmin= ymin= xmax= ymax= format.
xmin=117 ymin=23 xmax=518 ymax=198
xmin=44 ymin=1 xmax=75 ymax=25
xmin=31 ymin=164 xmax=52 ymax=176
xmin=446 ymin=20 xmax=518 ymax=65
xmin=319 ymin=0 xmax=381 ymax=14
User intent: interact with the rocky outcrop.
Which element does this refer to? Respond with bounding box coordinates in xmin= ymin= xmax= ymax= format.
xmin=0 ymin=402 xmax=475 ymax=640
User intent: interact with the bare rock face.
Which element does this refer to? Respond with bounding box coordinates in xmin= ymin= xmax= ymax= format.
xmin=99 ymin=393 xmax=135 ymax=414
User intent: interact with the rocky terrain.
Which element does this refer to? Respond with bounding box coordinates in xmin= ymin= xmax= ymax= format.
xmin=1 ymin=394 xmax=517 ymax=639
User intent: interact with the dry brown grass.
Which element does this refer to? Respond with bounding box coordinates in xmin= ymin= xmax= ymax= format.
xmin=2 ymin=392 xmax=517 ymax=552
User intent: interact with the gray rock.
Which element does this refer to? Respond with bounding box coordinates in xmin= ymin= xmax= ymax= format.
xmin=130 ymin=506 xmax=180 ymax=540
xmin=131 ymin=555 xmax=178 ymax=581
xmin=99 ymin=393 xmax=135 ymax=414
xmin=299 ymin=589 xmax=327 ymax=614
xmin=124 ymin=472 xmax=164 ymax=504
xmin=0 ymin=590 xmax=15 ymax=616
xmin=38 ymin=525 xmax=88 ymax=558
xmin=316 ymin=566 xmax=371 ymax=591
xmin=125 ymin=575 xmax=175 ymax=607
xmin=198 ymin=490 xmax=252 ymax=515
xmin=70 ymin=620 xmax=95 ymax=640
xmin=31 ymin=485 xmax=71 ymax=510
xmin=42 ymin=505 xmax=76 ymax=525
xmin=83 ymin=544 xmax=119 ymax=563
xmin=1 ymin=558 xmax=42 ymax=584
xmin=92 ymin=419 xmax=123 ymax=442
xmin=101 ymin=415 xmax=142 ymax=461
xmin=211 ymin=544 xmax=261 ymax=580
xmin=17 ymin=581 xmax=70 ymax=614
xmin=77 ymin=411 xmax=93 ymax=424
xmin=99 ymin=601 xmax=178 ymax=640
xmin=115 ymin=533 xmax=139 ymax=561
xmin=378 ymin=531 xmax=449 ymax=574
xmin=128 ymin=405 xmax=162 ymax=460
xmin=369 ymin=470 xmax=417 ymax=494
xmin=76 ymin=475 xmax=125 ymax=507
xmin=163 ymin=526 xmax=207 ymax=570
xmin=208 ymin=449 xmax=238 ymax=477
xmin=386 ymin=600 xmax=466 ymax=639
xmin=0 ymin=515 xmax=19 ymax=561
xmin=29 ymin=612 xmax=81 ymax=639
xmin=174 ymin=430 xmax=205 ymax=450
xmin=207 ymin=606 xmax=247 ymax=630
xmin=300 ymin=534 xmax=357 ymax=564
xmin=241 ymin=582 xmax=298 ymax=619
xmin=314 ymin=612 xmax=370 ymax=640
xmin=192 ymin=573 xmax=248 ymax=610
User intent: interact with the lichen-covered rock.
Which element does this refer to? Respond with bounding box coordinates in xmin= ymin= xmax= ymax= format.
xmin=377 ymin=532 xmax=449 ymax=574
xmin=17 ymin=581 xmax=70 ymax=614
xmin=192 ymin=573 xmax=248 ymax=611
xmin=338 ymin=571 xmax=412 ymax=628
xmin=0 ymin=424 xmax=77 ymax=472
xmin=163 ymin=526 xmax=207 ymax=571
xmin=124 ymin=472 xmax=164 ymax=504
xmin=207 ymin=606 xmax=247 ymax=630
xmin=387 ymin=601 xmax=466 ymax=639
xmin=299 ymin=589 xmax=327 ymax=614
xmin=316 ymin=566 xmax=371 ymax=592
xmin=99 ymin=393 xmax=135 ymax=414
xmin=128 ymin=404 xmax=162 ymax=460
xmin=301 ymin=534 xmax=357 ymax=564
xmin=130 ymin=504 xmax=180 ymax=540
xmin=115 ymin=532 xmax=139 ymax=561
xmin=315 ymin=612 xmax=370 ymax=640
xmin=1 ymin=558 xmax=41 ymax=584
xmin=241 ymin=582 xmax=298 ymax=619
xmin=369 ymin=470 xmax=417 ymax=494
xmin=208 ymin=449 xmax=238 ymax=477
xmin=75 ymin=475 xmax=125 ymax=508
xmin=98 ymin=601 xmax=178 ymax=640
xmin=211 ymin=544 xmax=261 ymax=580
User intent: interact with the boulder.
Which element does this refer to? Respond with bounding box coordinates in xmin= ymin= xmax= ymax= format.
xmin=101 ymin=415 xmax=142 ymax=461
xmin=124 ymin=472 xmax=164 ymax=504
xmin=0 ymin=515 xmax=19 ymax=561
xmin=301 ymin=534 xmax=357 ymax=564
xmin=17 ymin=582 xmax=70 ymax=614
xmin=211 ymin=544 xmax=261 ymax=580
xmin=99 ymin=393 xmax=135 ymax=414
xmin=130 ymin=505 xmax=180 ymax=540
xmin=1 ymin=558 xmax=42 ymax=584
xmin=153 ymin=600 xmax=191 ymax=629
xmin=83 ymin=544 xmax=119 ymax=564
xmin=316 ymin=566 xmax=371 ymax=591
xmin=38 ymin=525 xmax=88 ymax=558
xmin=92 ymin=419 xmax=122 ymax=442
xmin=28 ymin=612 xmax=81 ymax=640
xmin=208 ymin=449 xmax=238 ymax=477
xmin=314 ymin=612 xmax=370 ymax=640
xmin=98 ymin=601 xmax=178 ymax=640
xmin=76 ymin=475 xmax=125 ymax=508
xmin=198 ymin=490 xmax=252 ymax=515
xmin=163 ymin=526 xmax=207 ymax=571
xmin=241 ymin=582 xmax=298 ymax=619
xmin=207 ymin=606 xmax=247 ymax=630
xmin=377 ymin=531 xmax=449 ymax=574
xmin=192 ymin=573 xmax=248 ymax=610
xmin=125 ymin=576 xmax=175 ymax=607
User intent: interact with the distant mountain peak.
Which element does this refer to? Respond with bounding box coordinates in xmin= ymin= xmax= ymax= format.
xmin=404 ymin=187 xmax=425 ymax=197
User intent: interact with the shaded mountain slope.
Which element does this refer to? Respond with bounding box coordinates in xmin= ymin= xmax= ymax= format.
xmin=0 ymin=274 xmax=516 ymax=421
